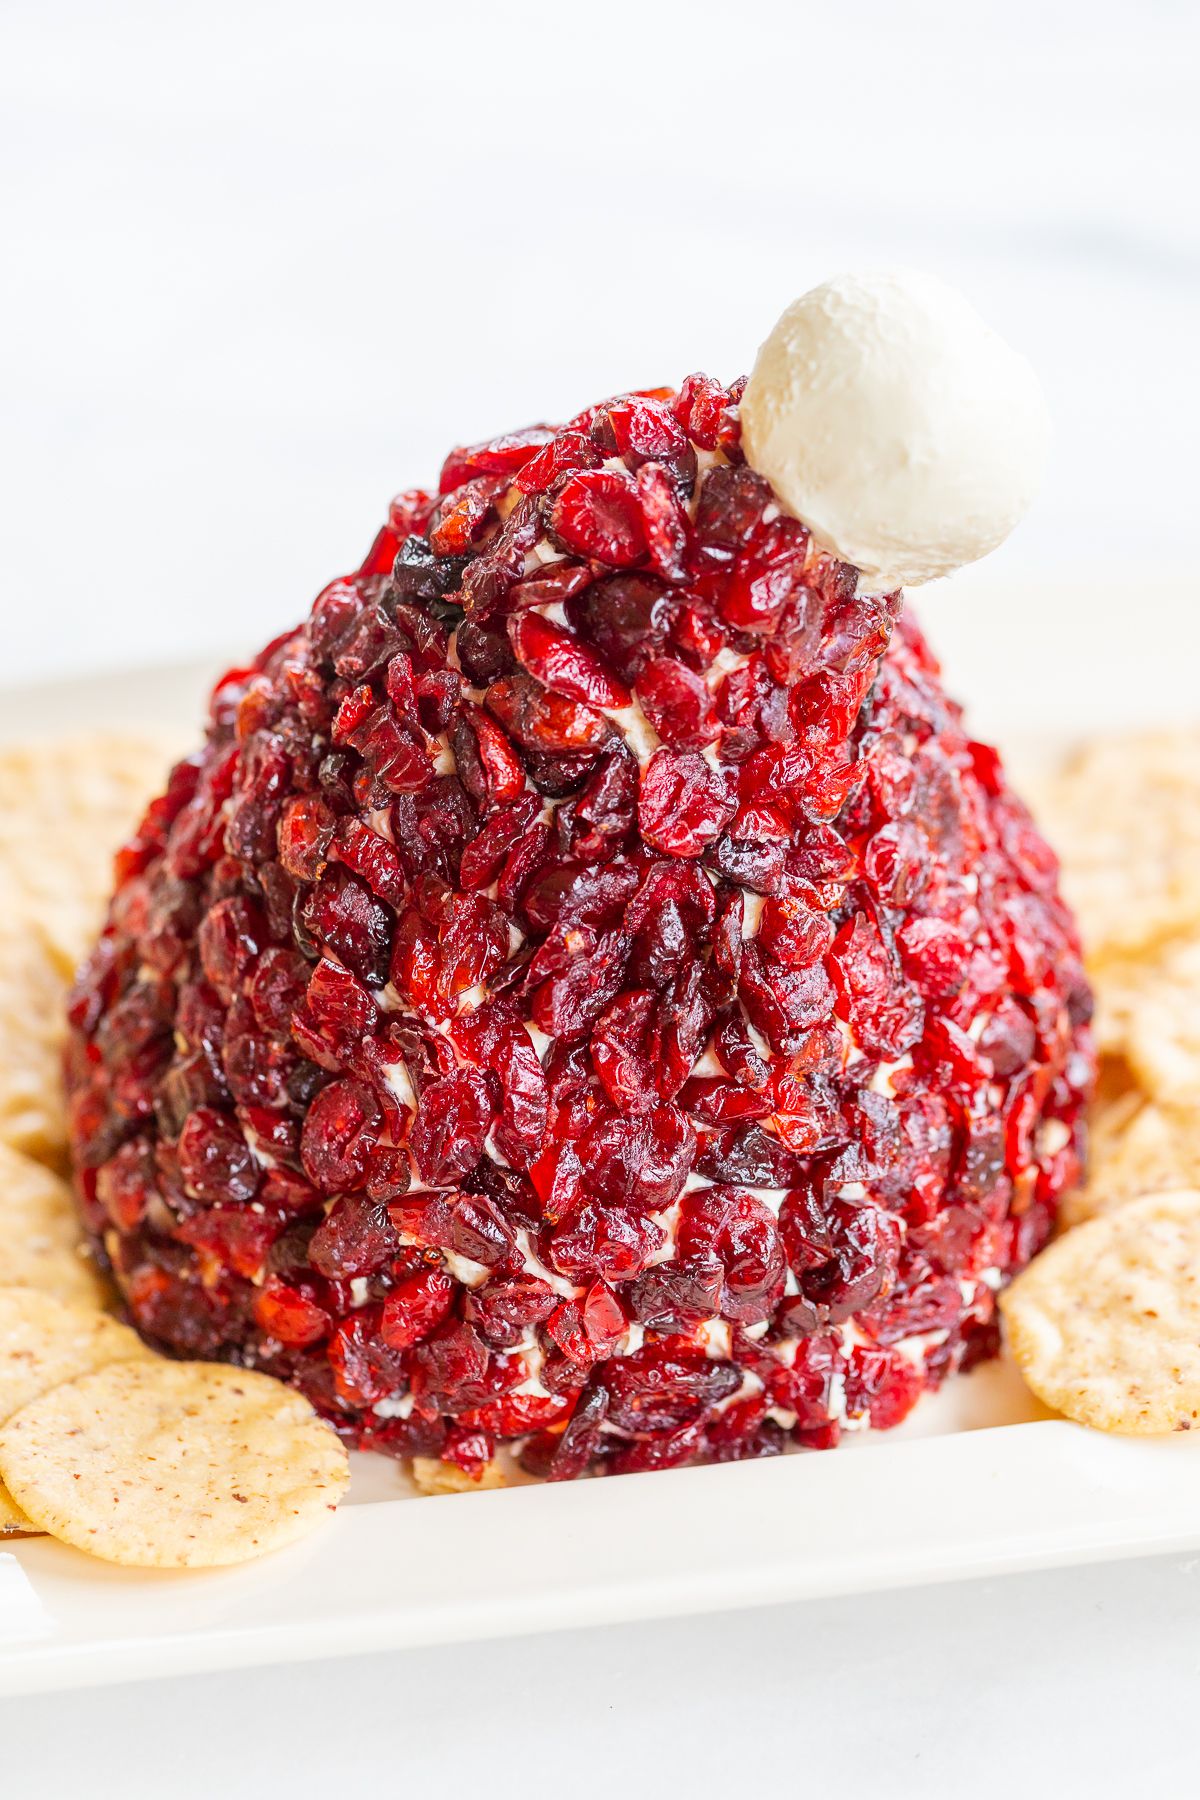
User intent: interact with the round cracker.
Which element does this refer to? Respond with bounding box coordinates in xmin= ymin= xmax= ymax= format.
xmin=1027 ymin=731 xmax=1200 ymax=964
xmin=1088 ymin=950 xmax=1172 ymax=1061
xmin=411 ymin=1456 xmax=507 ymax=1496
xmin=0 ymin=733 xmax=177 ymax=1161
xmin=0 ymin=1476 xmax=40 ymax=1535
xmin=0 ymin=924 xmax=71 ymax=1164
xmin=1125 ymin=935 xmax=1200 ymax=1107
xmin=1064 ymin=1098 xmax=1200 ymax=1227
xmin=1002 ymin=1188 xmax=1200 ymax=1433
xmin=0 ymin=1360 xmax=349 ymax=1567
xmin=0 ymin=1143 xmax=107 ymax=1307
xmin=0 ymin=734 xmax=174 ymax=826
xmin=0 ymin=1287 xmax=151 ymax=1424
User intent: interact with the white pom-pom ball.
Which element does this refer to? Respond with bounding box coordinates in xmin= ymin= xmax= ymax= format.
xmin=739 ymin=270 xmax=1051 ymax=592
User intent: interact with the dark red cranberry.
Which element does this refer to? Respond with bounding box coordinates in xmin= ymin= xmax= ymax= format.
xmin=381 ymin=1269 xmax=456 ymax=1349
xmin=309 ymin=1195 xmax=399 ymax=1279
xmin=299 ymin=867 xmax=393 ymax=987
xmin=254 ymin=1280 xmax=333 ymax=1348
xmin=509 ymin=611 xmax=630 ymax=710
xmin=300 ymin=1078 xmax=384 ymax=1192
xmin=635 ymin=656 xmax=720 ymax=750
xmin=176 ymin=1107 xmax=259 ymax=1203
xmin=638 ymin=750 xmax=735 ymax=857
xmin=176 ymin=1205 xmax=280 ymax=1281
xmin=548 ymin=469 xmax=648 ymax=568
xmin=843 ymin=1345 xmax=924 ymax=1429
xmin=410 ymin=1069 xmax=494 ymax=1186
xmin=329 ymin=1307 xmax=408 ymax=1406
xmin=565 ymin=574 xmax=670 ymax=683
xmin=603 ymin=1341 xmax=741 ymax=1433
xmin=677 ymin=1186 xmax=786 ymax=1324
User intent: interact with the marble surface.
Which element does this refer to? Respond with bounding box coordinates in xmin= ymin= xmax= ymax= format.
xmin=1 ymin=1 xmax=1198 ymax=1792
xmin=4 ymin=1552 xmax=1200 ymax=1797
xmin=2 ymin=0 xmax=1197 ymax=686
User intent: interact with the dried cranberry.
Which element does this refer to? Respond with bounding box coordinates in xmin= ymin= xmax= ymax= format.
xmin=486 ymin=671 xmax=615 ymax=755
xmin=509 ymin=612 xmax=630 ymax=710
xmin=635 ymin=656 xmax=719 ymax=750
xmin=309 ymin=1195 xmax=399 ymax=1279
xmin=301 ymin=1078 xmax=384 ymax=1193
xmin=604 ymin=1341 xmax=741 ymax=1433
xmin=843 ymin=1345 xmax=924 ymax=1429
xmin=830 ymin=912 xmax=925 ymax=1059
xmin=638 ymin=749 xmax=735 ymax=857
xmin=255 ymin=1281 xmax=332 ymax=1348
xmin=381 ymin=1269 xmax=456 ymax=1348
xmin=565 ymin=574 xmax=670 ymax=683
xmin=548 ymin=469 xmax=648 ymax=568
xmin=439 ymin=427 xmax=554 ymax=494
xmin=329 ymin=1307 xmax=408 ymax=1406
xmin=677 ymin=1186 xmax=786 ymax=1324
xmin=177 ymin=1107 xmax=259 ymax=1203
xmin=548 ymin=1203 xmax=665 ymax=1284
xmin=299 ymin=867 xmax=393 ymax=987
xmin=410 ymin=1069 xmax=494 ymax=1186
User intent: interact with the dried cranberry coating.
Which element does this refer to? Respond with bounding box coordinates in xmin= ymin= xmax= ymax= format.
xmin=65 ymin=381 xmax=1093 ymax=1478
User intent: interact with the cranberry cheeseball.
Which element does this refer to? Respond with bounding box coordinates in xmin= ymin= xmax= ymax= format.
xmin=65 ymin=378 xmax=1094 ymax=1479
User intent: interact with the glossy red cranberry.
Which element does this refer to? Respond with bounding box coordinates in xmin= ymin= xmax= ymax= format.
xmin=301 ymin=1078 xmax=384 ymax=1192
xmin=639 ymin=750 xmax=736 ymax=857
xmin=381 ymin=1268 xmax=456 ymax=1348
xmin=635 ymin=656 xmax=720 ymax=750
xmin=509 ymin=611 xmax=631 ymax=710
xmin=65 ymin=372 xmax=1093 ymax=1478
xmin=548 ymin=469 xmax=648 ymax=568
xmin=177 ymin=1107 xmax=259 ymax=1203
xmin=254 ymin=1280 xmax=333 ymax=1348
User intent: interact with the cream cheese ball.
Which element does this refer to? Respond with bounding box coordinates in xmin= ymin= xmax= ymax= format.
xmin=740 ymin=270 xmax=1052 ymax=592
xmin=64 ymin=324 xmax=1091 ymax=1483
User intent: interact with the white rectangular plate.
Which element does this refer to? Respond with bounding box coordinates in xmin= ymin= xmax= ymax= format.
xmin=2 ymin=649 xmax=1198 ymax=1699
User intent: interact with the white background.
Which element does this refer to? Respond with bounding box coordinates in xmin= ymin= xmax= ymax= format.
xmin=2 ymin=1 xmax=1199 ymax=1792
xmin=2 ymin=0 xmax=1198 ymax=686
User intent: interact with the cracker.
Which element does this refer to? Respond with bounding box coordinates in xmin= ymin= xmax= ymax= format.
xmin=0 ymin=1477 xmax=39 ymax=1535
xmin=1124 ymin=935 xmax=1200 ymax=1107
xmin=1001 ymin=1188 xmax=1200 ymax=1432
xmin=0 ymin=732 xmax=167 ymax=812
xmin=1027 ymin=731 xmax=1200 ymax=964
xmin=0 ymin=734 xmax=175 ymax=1161
xmin=0 ymin=734 xmax=176 ymax=955
xmin=0 ymin=1360 xmax=349 ymax=1566
xmin=1065 ymin=1098 xmax=1200 ymax=1227
xmin=0 ymin=923 xmax=72 ymax=1164
xmin=1088 ymin=950 xmax=1170 ymax=1060
xmin=411 ymin=1455 xmax=508 ymax=1496
xmin=0 ymin=1287 xmax=151 ymax=1424
xmin=0 ymin=1142 xmax=109 ymax=1307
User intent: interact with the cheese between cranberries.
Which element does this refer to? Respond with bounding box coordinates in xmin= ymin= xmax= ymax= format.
xmin=64 ymin=377 xmax=1094 ymax=1480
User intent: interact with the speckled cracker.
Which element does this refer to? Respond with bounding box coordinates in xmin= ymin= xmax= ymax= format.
xmin=1028 ymin=731 xmax=1200 ymax=965
xmin=0 ymin=922 xmax=73 ymax=1164
xmin=0 ymin=1477 xmax=39 ymax=1535
xmin=0 ymin=734 xmax=176 ymax=962
xmin=0 ymin=1360 xmax=349 ymax=1567
xmin=0 ymin=1143 xmax=106 ymax=1306
xmin=0 ymin=1287 xmax=151 ymax=1423
xmin=0 ymin=733 xmax=175 ymax=1161
xmin=1002 ymin=1188 xmax=1200 ymax=1433
xmin=1124 ymin=934 xmax=1200 ymax=1107
xmin=1087 ymin=951 xmax=1172 ymax=1060
xmin=411 ymin=1455 xmax=508 ymax=1496
xmin=1064 ymin=1097 xmax=1200 ymax=1227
